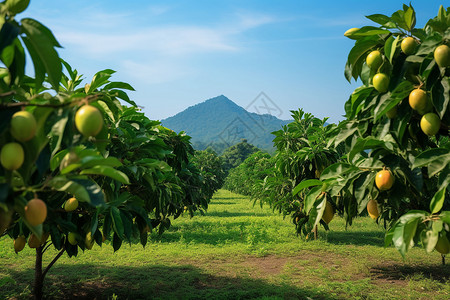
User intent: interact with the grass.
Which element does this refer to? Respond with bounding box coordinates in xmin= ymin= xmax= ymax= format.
xmin=0 ymin=189 xmax=449 ymax=299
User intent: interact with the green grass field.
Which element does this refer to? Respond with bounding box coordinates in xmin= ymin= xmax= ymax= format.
xmin=1 ymin=189 xmax=449 ymax=299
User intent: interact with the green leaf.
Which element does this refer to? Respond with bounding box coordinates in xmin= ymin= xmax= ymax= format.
xmin=431 ymin=77 xmax=450 ymax=119
xmin=111 ymin=207 xmax=125 ymax=240
xmin=392 ymin=211 xmax=427 ymax=257
xmin=385 ymin=35 xmax=399 ymax=64
xmin=374 ymin=81 xmax=414 ymax=121
xmin=430 ymin=188 xmax=446 ymax=214
xmin=110 ymin=89 xmax=137 ymax=106
xmin=0 ymin=22 xmax=20 ymax=55
xmin=348 ymin=26 xmax=391 ymax=37
xmin=413 ymin=148 xmax=450 ymax=177
xmin=80 ymin=166 xmax=130 ymax=184
xmin=303 ymin=186 xmax=322 ymax=214
xmin=292 ymin=179 xmax=322 ymax=196
xmin=21 ymin=36 xmax=45 ymax=88
xmin=88 ymin=69 xmax=115 ymax=93
xmin=80 ymin=157 xmax=123 ymax=169
xmin=366 ymin=14 xmax=396 ymax=28
xmin=421 ymin=229 xmax=439 ymax=253
xmin=104 ymin=81 xmax=135 ymax=91
xmin=346 ymin=37 xmax=381 ymax=82
xmin=440 ymin=211 xmax=450 ymax=224
xmin=404 ymin=5 xmax=416 ymax=31
xmin=48 ymin=177 xmax=90 ymax=203
xmin=112 ymin=232 xmax=123 ymax=252
xmin=20 ymin=18 xmax=62 ymax=90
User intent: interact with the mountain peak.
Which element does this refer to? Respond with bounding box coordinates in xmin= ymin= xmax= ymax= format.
xmin=161 ymin=95 xmax=290 ymax=153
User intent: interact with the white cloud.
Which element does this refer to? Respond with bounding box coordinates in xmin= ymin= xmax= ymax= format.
xmin=120 ymin=59 xmax=190 ymax=85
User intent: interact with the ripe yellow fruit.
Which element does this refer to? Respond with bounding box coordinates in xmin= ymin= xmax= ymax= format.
xmin=322 ymin=201 xmax=334 ymax=224
xmin=75 ymin=105 xmax=103 ymax=137
xmin=386 ymin=106 xmax=397 ymax=119
xmin=14 ymin=236 xmax=26 ymax=253
xmin=24 ymin=198 xmax=47 ymax=226
xmin=68 ymin=232 xmax=77 ymax=245
xmin=10 ymin=111 xmax=37 ymax=142
xmin=85 ymin=232 xmax=94 ymax=250
xmin=420 ymin=113 xmax=441 ymax=136
xmin=28 ymin=234 xmax=40 ymax=248
xmin=375 ymin=169 xmax=394 ymax=191
xmin=409 ymin=89 xmax=429 ymax=113
xmin=59 ymin=151 xmax=80 ymax=171
xmin=435 ymin=234 xmax=450 ymax=254
xmin=64 ymin=197 xmax=78 ymax=212
xmin=401 ymin=37 xmax=417 ymax=55
xmin=1 ymin=142 xmax=24 ymax=170
xmin=344 ymin=28 xmax=359 ymax=39
xmin=434 ymin=45 xmax=450 ymax=68
xmin=373 ymin=73 xmax=389 ymax=93
xmin=367 ymin=199 xmax=379 ymax=220
xmin=366 ymin=50 xmax=383 ymax=70
xmin=28 ymin=233 xmax=48 ymax=248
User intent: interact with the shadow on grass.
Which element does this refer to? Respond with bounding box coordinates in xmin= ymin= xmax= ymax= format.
xmin=3 ymin=264 xmax=337 ymax=300
xmin=370 ymin=263 xmax=450 ymax=283
xmin=325 ymin=231 xmax=385 ymax=246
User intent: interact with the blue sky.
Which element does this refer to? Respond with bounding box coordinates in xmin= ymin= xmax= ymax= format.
xmin=22 ymin=0 xmax=442 ymax=123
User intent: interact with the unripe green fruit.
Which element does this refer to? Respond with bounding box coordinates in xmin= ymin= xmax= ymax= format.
xmin=10 ymin=111 xmax=37 ymax=142
xmin=420 ymin=113 xmax=441 ymax=136
xmin=434 ymin=45 xmax=450 ymax=68
xmin=75 ymin=105 xmax=103 ymax=137
xmin=373 ymin=73 xmax=389 ymax=93
xmin=5 ymin=0 xmax=30 ymax=14
xmin=1 ymin=142 xmax=24 ymax=170
xmin=14 ymin=236 xmax=26 ymax=253
xmin=401 ymin=37 xmax=417 ymax=55
xmin=64 ymin=197 xmax=78 ymax=212
xmin=85 ymin=232 xmax=94 ymax=250
xmin=366 ymin=50 xmax=383 ymax=70
xmin=435 ymin=233 xmax=450 ymax=254
xmin=322 ymin=201 xmax=334 ymax=224
xmin=386 ymin=106 xmax=397 ymax=119
xmin=68 ymin=232 xmax=77 ymax=245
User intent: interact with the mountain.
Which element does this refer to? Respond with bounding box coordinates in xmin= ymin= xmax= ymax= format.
xmin=161 ymin=95 xmax=291 ymax=153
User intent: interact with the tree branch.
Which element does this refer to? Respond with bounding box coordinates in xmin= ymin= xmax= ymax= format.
xmin=42 ymin=246 xmax=66 ymax=279
xmin=0 ymin=94 xmax=101 ymax=109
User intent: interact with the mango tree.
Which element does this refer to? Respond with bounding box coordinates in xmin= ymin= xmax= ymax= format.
xmin=249 ymin=110 xmax=342 ymax=236
xmin=299 ymin=4 xmax=449 ymax=260
xmin=0 ymin=1 xmax=219 ymax=299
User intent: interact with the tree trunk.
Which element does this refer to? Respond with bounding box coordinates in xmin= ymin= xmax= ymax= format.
xmin=34 ymin=247 xmax=44 ymax=300
xmin=442 ymin=254 xmax=446 ymax=266
xmin=313 ymin=225 xmax=318 ymax=240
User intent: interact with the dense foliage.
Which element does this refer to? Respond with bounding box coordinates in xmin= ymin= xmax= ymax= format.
xmin=223 ymin=151 xmax=274 ymax=196
xmin=224 ymin=5 xmax=450 ymax=258
xmin=221 ymin=139 xmax=261 ymax=174
xmin=0 ymin=1 xmax=223 ymax=298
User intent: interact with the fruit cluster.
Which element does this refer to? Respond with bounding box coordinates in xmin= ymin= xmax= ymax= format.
xmin=366 ymin=41 xmax=448 ymax=137
xmin=0 ymin=104 xmax=103 ymax=229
